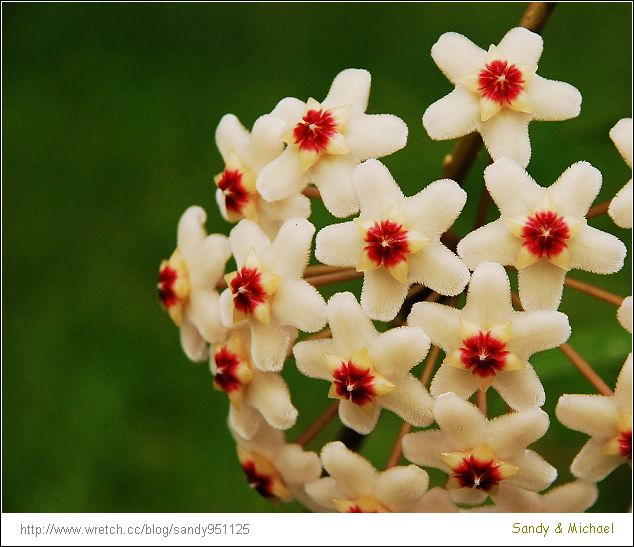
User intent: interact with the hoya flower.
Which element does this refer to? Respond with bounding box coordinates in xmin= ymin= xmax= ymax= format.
xmin=158 ymin=206 xmax=231 ymax=361
xmin=219 ymin=218 xmax=327 ymax=371
xmin=618 ymin=296 xmax=632 ymax=334
xmin=423 ymin=27 xmax=581 ymax=167
xmin=211 ymin=325 xmax=297 ymax=440
xmin=458 ymin=158 xmax=627 ymax=310
xmin=306 ymin=441 xmax=457 ymax=512
xmin=494 ymin=481 xmax=598 ymax=513
xmin=608 ymin=118 xmax=632 ymax=229
xmin=256 ymin=69 xmax=408 ymax=218
xmin=408 ymin=262 xmax=570 ymax=410
xmin=316 ymin=159 xmax=469 ymax=321
xmin=293 ymin=292 xmax=434 ymax=434
xmin=556 ymin=354 xmax=632 ymax=481
xmin=214 ymin=113 xmax=310 ymax=238
xmin=402 ymin=392 xmax=557 ymax=506
xmin=230 ymin=422 xmax=325 ymax=511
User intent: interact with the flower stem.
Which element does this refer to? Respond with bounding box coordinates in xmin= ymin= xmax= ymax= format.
xmin=559 ymin=343 xmax=614 ymax=396
xmin=476 ymin=389 xmax=488 ymax=416
xmin=518 ymin=2 xmax=556 ymax=32
xmin=587 ymin=200 xmax=611 ymax=219
xmin=385 ymin=345 xmax=441 ymax=469
xmin=302 ymin=186 xmax=321 ymax=199
xmin=473 ymin=184 xmax=492 ymax=229
xmin=307 ymin=269 xmax=364 ymax=287
xmin=304 ymin=265 xmax=351 ymax=277
xmin=564 ymin=276 xmax=624 ymax=307
xmin=295 ymin=402 xmax=340 ymax=447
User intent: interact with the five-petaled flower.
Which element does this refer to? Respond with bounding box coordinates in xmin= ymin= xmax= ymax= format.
xmin=403 ymin=392 xmax=556 ymax=506
xmin=408 ymin=262 xmax=570 ymax=410
xmin=211 ymin=325 xmax=297 ymax=440
xmin=556 ymin=354 xmax=632 ymax=481
xmin=423 ymin=27 xmax=581 ymax=167
xmin=305 ymin=441 xmax=457 ymax=512
xmin=256 ymin=69 xmax=408 ymax=218
xmin=458 ymin=158 xmax=627 ymax=311
xmin=293 ymin=292 xmax=434 ymax=434
xmin=316 ymin=159 xmax=469 ymax=320
xmin=607 ymin=118 xmax=633 ymax=229
xmin=219 ymin=218 xmax=327 ymax=371
xmin=158 ymin=206 xmax=231 ymax=361
xmin=214 ymin=113 xmax=310 ymax=238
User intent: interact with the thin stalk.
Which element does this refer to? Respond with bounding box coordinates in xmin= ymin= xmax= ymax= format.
xmin=587 ymin=200 xmax=610 ymax=219
xmin=295 ymin=402 xmax=340 ymax=447
xmin=559 ymin=343 xmax=613 ymax=396
xmin=307 ymin=269 xmax=364 ymax=287
xmin=564 ymin=277 xmax=624 ymax=307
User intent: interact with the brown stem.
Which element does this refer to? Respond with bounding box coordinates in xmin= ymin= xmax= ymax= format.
xmin=304 ymin=265 xmax=351 ymax=277
xmin=564 ymin=277 xmax=624 ymax=307
xmin=476 ymin=389 xmax=488 ymax=416
xmin=385 ymin=345 xmax=441 ymax=469
xmin=474 ymin=184 xmax=492 ymax=229
xmin=302 ymin=186 xmax=321 ymax=199
xmin=295 ymin=402 xmax=340 ymax=447
xmin=559 ymin=343 xmax=613 ymax=396
xmin=518 ymin=2 xmax=556 ymax=32
xmin=307 ymin=269 xmax=364 ymax=287
xmin=587 ymin=200 xmax=611 ymax=219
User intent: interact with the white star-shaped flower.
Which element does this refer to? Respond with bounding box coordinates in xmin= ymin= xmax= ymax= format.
xmin=158 ymin=206 xmax=231 ymax=361
xmin=494 ymin=481 xmax=598 ymax=513
xmin=556 ymin=354 xmax=632 ymax=481
xmin=408 ymin=262 xmax=570 ymax=410
xmin=305 ymin=441 xmax=457 ymax=513
xmin=608 ymin=118 xmax=633 ymax=229
xmin=219 ymin=218 xmax=327 ymax=371
xmin=315 ymin=159 xmax=469 ymax=321
xmin=618 ymin=296 xmax=632 ymax=334
xmin=256 ymin=69 xmax=408 ymax=218
xmin=211 ymin=325 xmax=297 ymax=440
xmin=293 ymin=292 xmax=434 ymax=435
xmin=214 ymin=113 xmax=310 ymax=238
xmin=403 ymin=392 xmax=557 ymax=506
xmin=458 ymin=158 xmax=627 ymax=311
xmin=423 ymin=27 xmax=581 ymax=167
xmin=230 ymin=422 xmax=325 ymax=510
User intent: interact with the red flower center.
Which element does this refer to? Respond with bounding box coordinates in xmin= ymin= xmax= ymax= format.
xmin=364 ymin=220 xmax=410 ymax=268
xmin=217 ymin=168 xmax=250 ymax=215
xmin=230 ymin=267 xmax=266 ymax=315
xmin=241 ymin=460 xmax=277 ymax=501
xmin=293 ymin=109 xmax=338 ymax=152
xmin=347 ymin=506 xmax=377 ymax=513
xmin=460 ymin=331 xmax=509 ymax=377
xmin=158 ymin=266 xmax=179 ymax=307
xmin=478 ymin=60 xmax=524 ymax=105
xmin=619 ymin=429 xmax=632 ymax=460
xmin=332 ymin=361 xmax=377 ymax=406
xmin=213 ymin=347 xmax=242 ymax=394
xmin=521 ymin=210 xmax=570 ymax=259
xmin=453 ymin=454 xmax=503 ymax=492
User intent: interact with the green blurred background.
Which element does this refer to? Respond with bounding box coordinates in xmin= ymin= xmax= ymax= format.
xmin=3 ymin=2 xmax=632 ymax=512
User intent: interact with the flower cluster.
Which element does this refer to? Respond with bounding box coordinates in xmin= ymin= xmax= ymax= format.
xmin=158 ymin=22 xmax=631 ymax=513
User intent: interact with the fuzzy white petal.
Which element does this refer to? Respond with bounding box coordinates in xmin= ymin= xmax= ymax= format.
xmin=570 ymin=225 xmax=626 ymax=274
xmin=267 ymin=218 xmax=315 ymax=279
xmin=556 ymin=394 xmax=619 ymax=437
xmin=497 ymin=27 xmax=543 ymax=65
xmin=434 ymin=393 xmax=487 ymax=451
xmin=492 ymin=364 xmax=545 ymax=411
xmin=373 ymin=466 xmax=429 ymax=512
xmin=570 ymin=439 xmax=624 ymax=482
xmin=229 ymin=219 xmax=270 ymax=267
xmin=328 ymin=292 xmax=378 ymax=355
xmin=527 ymin=75 xmax=582 ymax=122
xmin=345 ymin=114 xmax=408 ymax=160
xmin=228 ymin=404 xmax=263 ymax=441
xmin=273 ymin=280 xmax=327 ymax=332
xmin=547 ymin=161 xmax=601 ymax=217
xmin=510 ymin=310 xmax=571 ymax=359
xmin=250 ymin=321 xmax=296 ymax=372
xmin=248 ymin=372 xmax=298 ymax=430
xmin=609 ymin=180 xmax=633 ymax=229
xmin=247 ymin=114 xmax=286 ymax=171
xmin=256 ymin=147 xmax=307 ymax=202
xmin=271 ymin=97 xmax=306 ymax=127
xmin=315 ymin=222 xmax=362 ymax=267
xmin=488 ymin=407 xmax=550 ymax=460
xmin=353 ymin=159 xmax=403 ymax=219
xmin=416 ymin=488 xmax=459 ymax=513
xmin=263 ymin=194 xmax=311 ymax=223
xmin=361 ymin=268 xmax=409 ymax=322
xmin=277 ymin=444 xmax=322 ymax=486
xmin=542 ymin=480 xmax=598 ymax=513
xmin=406 ymin=179 xmax=467 ymax=238
xmin=508 ymin=450 xmax=557 ymax=492
xmin=457 ymin=220 xmax=520 ymax=269
xmin=215 ymin=114 xmax=250 ymax=163
xmin=449 ymin=488 xmax=488 ymax=506
xmin=218 ymin=289 xmax=234 ymax=328
xmin=402 ymin=430 xmax=450 ymax=472
xmin=188 ymin=234 xmax=231 ymax=286
xmin=177 ymin=206 xmax=208 ymax=263
xmin=481 ymin=110 xmax=531 ymax=167
xmin=494 ymin=484 xmax=541 ymax=512
xmin=310 ymin=155 xmax=359 ymax=218
xmin=430 ymin=365 xmax=477 ymax=400
xmin=423 ymin=86 xmax=480 ymax=140
xmin=339 ymin=399 xmax=381 ymax=435
xmin=617 ymin=297 xmax=633 ymax=334
xmin=408 ymin=242 xmax=470 ymax=296
xmin=484 ymin=158 xmax=543 ymax=218
xmin=431 ymin=32 xmax=486 ymax=83
xmin=462 ymin=262 xmax=513 ymax=327
xmin=380 ymin=374 xmax=434 ymax=427
xmin=322 ymin=68 xmax=371 ymax=113
xmin=370 ymin=327 xmax=430 ymax=377
xmin=321 ymin=441 xmax=377 ymax=497
xmin=188 ymin=288 xmax=226 ymax=344
xmin=518 ymin=260 xmax=566 ymax=311
xmin=304 ymin=477 xmax=343 ymax=511
xmin=610 ymin=118 xmax=633 ymax=167
xmin=293 ymin=338 xmax=339 ymax=381
xmin=179 ymin=318 xmax=208 ymax=362
xmin=614 ymin=354 xmax=632 ymax=411
xmin=408 ymin=301 xmax=462 ymax=352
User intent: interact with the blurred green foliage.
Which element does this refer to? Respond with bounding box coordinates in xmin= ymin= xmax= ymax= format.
xmin=3 ymin=2 xmax=631 ymax=512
